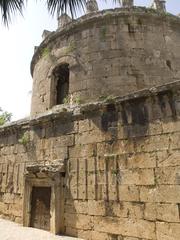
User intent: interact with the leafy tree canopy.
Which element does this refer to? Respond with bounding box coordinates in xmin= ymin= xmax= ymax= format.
xmin=0 ymin=0 xmax=121 ymax=25
xmin=0 ymin=0 xmax=90 ymax=25
xmin=0 ymin=108 xmax=12 ymax=126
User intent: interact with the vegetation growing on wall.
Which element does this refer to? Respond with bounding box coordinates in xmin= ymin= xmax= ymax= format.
xmin=41 ymin=47 xmax=51 ymax=58
xmin=18 ymin=131 xmax=30 ymax=145
xmin=64 ymin=40 xmax=76 ymax=55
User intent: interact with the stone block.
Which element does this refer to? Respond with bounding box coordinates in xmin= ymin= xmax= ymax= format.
xmin=8 ymin=203 xmax=22 ymax=217
xmin=51 ymin=134 xmax=75 ymax=147
xmin=140 ymin=185 xmax=180 ymax=203
xmin=144 ymin=203 xmax=180 ymax=222
xmin=0 ymin=201 xmax=8 ymax=214
xmin=157 ymin=150 xmax=180 ymax=167
xmin=169 ymin=132 xmax=180 ymax=150
xmin=68 ymin=158 xmax=78 ymax=172
xmin=119 ymin=186 xmax=140 ymax=201
xmin=65 ymin=213 xmax=92 ymax=230
xmin=87 ymin=157 xmax=96 ymax=172
xmin=156 ymin=222 xmax=180 ymax=240
xmin=51 ymin=146 xmax=68 ymax=160
xmin=124 ymin=202 xmax=144 ymax=220
xmin=69 ymin=144 xmax=96 ymax=158
xmin=91 ymin=231 xmax=109 ymax=240
xmin=65 ymin=227 xmax=77 ymax=237
xmin=88 ymin=200 xmax=106 ymax=216
xmin=65 ymin=200 xmax=88 ymax=214
xmin=156 ymin=166 xmax=180 ymax=185
xmin=78 ymin=184 xmax=87 ymax=200
xmin=156 ymin=203 xmax=180 ymax=222
xmin=76 ymin=229 xmax=92 ymax=240
xmin=97 ymin=140 xmax=134 ymax=156
xmin=79 ymin=119 xmax=91 ymax=133
xmin=75 ymin=130 xmax=111 ymax=145
xmin=127 ymin=152 xmax=156 ymax=169
xmin=124 ymin=238 xmax=143 ymax=240
xmin=162 ymin=121 xmax=180 ymax=134
xmin=54 ymin=121 xmax=78 ymax=135
xmin=74 ymin=201 xmax=88 ymax=214
xmin=105 ymin=201 xmax=144 ymax=219
xmin=148 ymin=121 xmax=163 ymax=136
xmin=105 ymin=201 xmax=128 ymax=218
xmin=118 ymin=169 xmax=155 ymax=185
xmin=144 ymin=203 xmax=156 ymax=221
xmin=135 ymin=135 xmax=170 ymax=152
xmin=93 ymin=216 xmax=156 ymax=239
xmin=2 ymin=193 xmax=15 ymax=204
xmin=87 ymin=172 xmax=96 ymax=200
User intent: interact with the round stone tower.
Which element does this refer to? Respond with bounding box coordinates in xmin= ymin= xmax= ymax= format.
xmin=30 ymin=5 xmax=180 ymax=116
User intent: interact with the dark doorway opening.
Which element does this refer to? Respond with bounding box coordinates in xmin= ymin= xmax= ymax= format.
xmin=53 ymin=64 xmax=69 ymax=105
xmin=30 ymin=187 xmax=51 ymax=231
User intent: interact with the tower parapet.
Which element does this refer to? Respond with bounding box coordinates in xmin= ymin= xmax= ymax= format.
xmin=58 ymin=13 xmax=72 ymax=29
xmin=154 ymin=0 xmax=166 ymax=12
xmin=86 ymin=0 xmax=99 ymax=13
xmin=120 ymin=0 xmax=134 ymax=8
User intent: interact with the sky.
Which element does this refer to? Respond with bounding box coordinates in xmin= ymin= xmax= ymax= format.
xmin=0 ymin=0 xmax=179 ymax=121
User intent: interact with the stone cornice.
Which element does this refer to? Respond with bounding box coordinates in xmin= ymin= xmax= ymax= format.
xmin=0 ymin=80 xmax=179 ymax=135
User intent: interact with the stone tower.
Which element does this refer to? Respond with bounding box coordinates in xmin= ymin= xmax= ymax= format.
xmin=0 ymin=3 xmax=180 ymax=240
xmin=31 ymin=2 xmax=180 ymax=116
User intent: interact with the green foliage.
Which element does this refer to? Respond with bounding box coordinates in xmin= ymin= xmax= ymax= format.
xmin=0 ymin=0 xmax=25 ymax=25
xmin=111 ymin=169 xmax=118 ymax=175
xmin=99 ymin=95 xmax=115 ymax=103
xmin=63 ymin=96 xmax=70 ymax=104
xmin=1 ymin=0 xmax=88 ymax=25
xmin=100 ymin=26 xmax=107 ymax=41
xmin=62 ymin=107 xmax=67 ymax=112
xmin=99 ymin=95 xmax=108 ymax=101
xmin=0 ymin=108 xmax=12 ymax=126
xmin=74 ymin=96 xmax=82 ymax=104
xmin=41 ymin=47 xmax=50 ymax=58
xmin=105 ymin=95 xmax=115 ymax=103
xmin=64 ymin=40 xmax=76 ymax=55
xmin=146 ymin=8 xmax=158 ymax=14
xmin=18 ymin=131 xmax=30 ymax=145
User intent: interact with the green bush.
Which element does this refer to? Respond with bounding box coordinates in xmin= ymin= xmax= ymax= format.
xmin=0 ymin=108 xmax=12 ymax=126
xmin=18 ymin=132 xmax=30 ymax=145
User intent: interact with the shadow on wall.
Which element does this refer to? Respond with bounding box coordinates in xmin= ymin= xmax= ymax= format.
xmin=98 ymin=90 xmax=177 ymax=140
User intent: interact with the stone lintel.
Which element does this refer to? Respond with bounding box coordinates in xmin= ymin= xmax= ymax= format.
xmin=26 ymin=162 xmax=65 ymax=175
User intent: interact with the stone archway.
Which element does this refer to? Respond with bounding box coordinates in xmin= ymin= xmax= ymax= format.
xmin=23 ymin=162 xmax=65 ymax=234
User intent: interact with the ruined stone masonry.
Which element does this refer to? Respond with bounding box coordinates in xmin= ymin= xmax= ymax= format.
xmin=0 ymin=3 xmax=180 ymax=240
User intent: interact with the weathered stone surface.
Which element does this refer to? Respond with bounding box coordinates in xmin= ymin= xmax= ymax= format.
xmin=156 ymin=222 xmax=180 ymax=240
xmin=144 ymin=203 xmax=180 ymax=222
xmin=0 ymin=82 xmax=180 ymax=240
xmin=0 ymin=6 xmax=180 ymax=240
xmin=86 ymin=0 xmax=98 ymax=13
xmin=140 ymin=185 xmax=180 ymax=203
xmin=30 ymin=7 xmax=180 ymax=116
xmin=93 ymin=216 xmax=156 ymax=239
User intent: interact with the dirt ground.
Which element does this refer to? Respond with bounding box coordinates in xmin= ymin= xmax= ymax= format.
xmin=0 ymin=219 xmax=81 ymax=240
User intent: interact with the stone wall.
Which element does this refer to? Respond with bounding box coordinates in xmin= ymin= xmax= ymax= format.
xmin=0 ymin=81 xmax=180 ymax=239
xmin=30 ymin=7 xmax=180 ymax=116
